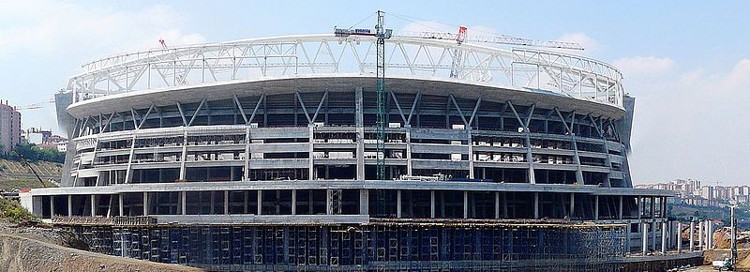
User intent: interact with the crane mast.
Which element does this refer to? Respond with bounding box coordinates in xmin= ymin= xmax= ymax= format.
xmin=449 ymin=26 xmax=468 ymax=79
xmin=374 ymin=10 xmax=387 ymax=180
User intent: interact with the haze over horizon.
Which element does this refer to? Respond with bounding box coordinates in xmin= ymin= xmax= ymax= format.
xmin=1 ymin=0 xmax=747 ymax=186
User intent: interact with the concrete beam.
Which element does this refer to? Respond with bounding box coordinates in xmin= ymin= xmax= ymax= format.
xmin=152 ymin=214 xmax=369 ymax=224
xmin=28 ymin=180 xmax=675 ymax=198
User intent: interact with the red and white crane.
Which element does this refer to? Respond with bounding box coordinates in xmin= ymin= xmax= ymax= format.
xmin=398 ymin=26 xmax=584 ymax=78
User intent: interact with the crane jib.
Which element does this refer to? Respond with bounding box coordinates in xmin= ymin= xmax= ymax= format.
xmin=334 ymin=28 xmax=376 ymax=37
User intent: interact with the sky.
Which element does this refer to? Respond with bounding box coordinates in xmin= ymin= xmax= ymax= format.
xmin=0 ymin=0 xmax=748 ymax=185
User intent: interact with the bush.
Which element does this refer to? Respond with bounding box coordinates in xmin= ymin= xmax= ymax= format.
xmin=0 ymin=197 xmax=39 ymax=225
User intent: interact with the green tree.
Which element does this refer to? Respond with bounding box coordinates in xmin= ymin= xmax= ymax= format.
xmin=8 ymin=143 xmax=65 ymax=163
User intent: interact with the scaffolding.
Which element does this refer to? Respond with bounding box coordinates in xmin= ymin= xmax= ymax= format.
xmin=70 ymin=222 xmax=638 ymax=272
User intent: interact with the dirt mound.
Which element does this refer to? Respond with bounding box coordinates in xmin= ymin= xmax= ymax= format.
xmin=0 ymin=233 xmax=204 ymax=272
xmin=714 ymin=229 xmax=731 ymax=249
xmin=704 ymin=249 xmax=750 ymax=270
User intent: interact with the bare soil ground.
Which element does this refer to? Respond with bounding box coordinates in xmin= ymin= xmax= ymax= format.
xmin=0 ymin=224 xmax=204 ymax=272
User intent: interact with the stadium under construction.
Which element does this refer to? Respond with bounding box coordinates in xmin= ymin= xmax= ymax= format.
xmin=22 ymin=14 xmax=702 ymax=271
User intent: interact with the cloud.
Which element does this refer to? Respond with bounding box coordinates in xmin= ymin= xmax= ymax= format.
xmin=0 ymin=1 xmax=205 ymax=58
xmin=722 ymin=59 xmax=750 ymax=91
xmin=627 ymin=58 xmax=750 ymax=185
xmin=612 ymin=56 xmax=675 ymax=77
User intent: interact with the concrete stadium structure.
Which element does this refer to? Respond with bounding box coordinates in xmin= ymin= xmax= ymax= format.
xmin=22 ymin=34 xmax=699 ymax=271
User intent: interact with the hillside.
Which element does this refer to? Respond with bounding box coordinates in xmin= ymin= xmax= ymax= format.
xmin=0 ymin=229 xmax=204 ymax=272
xmin=0 ymin=159 xmax=61 ymax=190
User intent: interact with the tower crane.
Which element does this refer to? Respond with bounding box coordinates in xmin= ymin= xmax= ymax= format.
xmin=14 ymin=98 xmax=55 ymax=111
xmin=334 ymin=10 xmax=392 ymax=180
xmin=398 ymin=26 xmax=584 ymax=78
xmin=334 ymin=11 xmax=582 ymax=179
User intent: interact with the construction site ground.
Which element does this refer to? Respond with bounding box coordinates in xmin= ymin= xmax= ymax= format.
xmin=0 ymin=223 xmax=204 ymax=272
xmin=695 ymin=227 xmax=750 ymax=271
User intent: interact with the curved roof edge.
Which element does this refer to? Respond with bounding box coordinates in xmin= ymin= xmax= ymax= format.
xmin=67 ymin=74 xmax=626 ymax=119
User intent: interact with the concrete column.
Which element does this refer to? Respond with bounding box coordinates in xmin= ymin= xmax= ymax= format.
xmin=661 ymin=221 xmax=667 ymax=254
xmin=502 ymin=192 xmax=508 ymax=218
xmin=244 ymin=127 xmax=250 ymax=180
xmin=67 ymin=195 xmax=72 ymax=216
xmin=705 ymin=220 xmax=709 ymax=249
xmin=124 ymin=135 xmax=138 ymax=183
xmin=359 ymin=189 xmax=368 ymax=215
xmin=179 ymin=131 xmax=188 ymax=180
xmin=181 ymin=191 xmax=187 ymax=215
xmin=689 ymin=220 xmax=695 ymax=252
xmin=642 ymin=222 xmax=649 ymax=255
xmin=224 ymin=191 xmax=229 ymax=215
xmin=651 ymin=221 xmax=657 ymax=251
xmin=397 ymin=190 xmax=402 ymax=218
xmin=257 ymin=190 xmax=262 ymax=215
xmin=525 ymin=134 xmax=536 ymax=184
xmin=405 ymin=125 xmax=412 ymax=175
xmin=704 ymin=221 xmax=709 ymax=250
xmin=308 ymin=125 xmax=315 ymax=180
xmin=467 ymin=130 xmax=474 ymax=179
xmin=118 ymin=194 xmax=124 ymax=217
xmin=637 ymin=196 xmax=642 ymax=220
xmin=667 ymin=221 xmax=677 ymax=249
xmin=625 ymin=222 xmax=631 ymax=252
xmin=533 ymin=192 xmax=539 ymax=219
xmin=594 ymin=195 xmax=599 ymax=221
xmin=143 ymin=192 xmax=148 ymax=216
xmin=430 ymin=190 xmax=435 ymax=218
xmin=463 ymin=191 xmax=468 ymax=219
xmin=569 ymin=193 xmax=575 ymax=218
xmin=677 ymin=222 xmax=682 ymax=253
xmin=650 ymin=196 xmax=655 ymax=219
xmin=706 ymin=220 xmax=713 ymax=249
xmin=49 ymin=197 xmax=55 ymax=217
xmin=354 ymin=87 xmax=365 ymax=180
xmin=244 ymin=191 xmax=249 ymax=214
xmin=495 ymin=192 xmax=500 ymax=219
xmin=210 ymin=191 xmax=215 ymax=214
xmin=618 ymin=195 xmax=623 ymax=220
xmin=90 ymin=195 xmax=96 ymax=217
xmin=291 ymin=190 xmax=297 ymax=215
xmin=698 ymin=221 xmax=703 ymax=250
